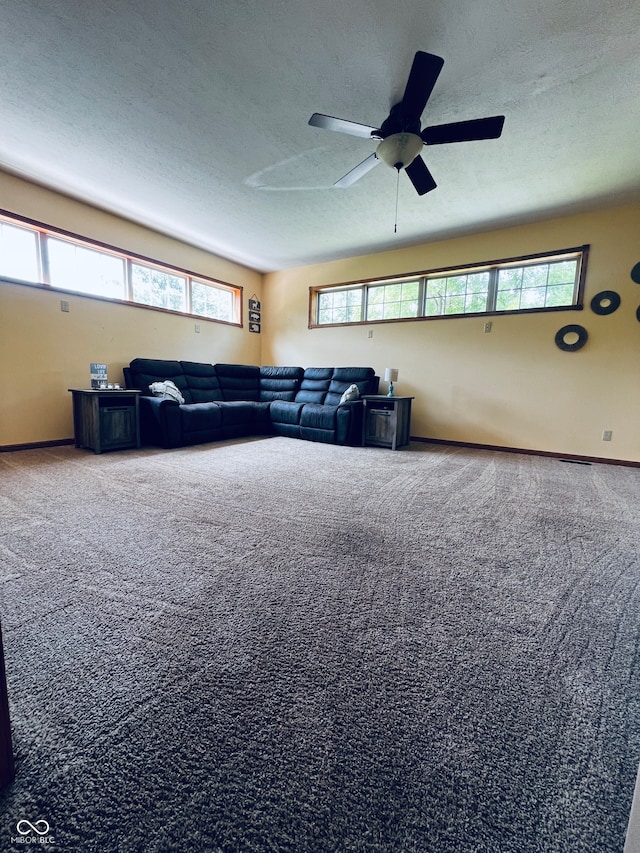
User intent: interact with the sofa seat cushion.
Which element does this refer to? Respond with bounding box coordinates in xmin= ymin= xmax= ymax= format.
xmin=270 ymin=400 xmax=305 ymax=425
xmin=299 ymin=425 xmax=336 ymax=444
xmin=299 ymin=403 xmax=338 ymax=430
xmin=218 ymin=400 xmax=256 ymax=425
xmin=179 ymin=402 xmax=223 ymax=432
xmin=218 ymin=401 xmax=272 ymax=437
xmin=301 ymin=404 xmax=355 ymax=445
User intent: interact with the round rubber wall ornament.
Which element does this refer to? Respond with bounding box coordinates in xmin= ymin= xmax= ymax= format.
xmin=590 ymin=290 xmax=620 ymax=315
xmin=631 ymin=262 xmax=640 ymax=284
xmin=555 ymin=324 xmax=588 ymax=352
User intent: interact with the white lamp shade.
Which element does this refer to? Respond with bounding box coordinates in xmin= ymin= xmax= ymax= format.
xmin=376 ymin=133 xmax=423 ymax=170
xmin=384 ymin=368 xmax=399 ymax=382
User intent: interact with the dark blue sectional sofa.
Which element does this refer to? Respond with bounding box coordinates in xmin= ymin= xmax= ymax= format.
xmin=124 ymin=358 xmax=379 ymax=448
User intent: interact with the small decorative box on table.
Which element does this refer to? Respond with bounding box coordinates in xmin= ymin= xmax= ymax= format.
xmin=68 ymin=388 xmax=141 ymax=453
xmin=361 ymin=395 xmax=414 ymax=450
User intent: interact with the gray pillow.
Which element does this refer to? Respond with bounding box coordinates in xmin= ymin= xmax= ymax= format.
xmin=339 ymin=383 xmax=360 ymax=405
xmin=149 ymin=380 xmax=185 ymax=404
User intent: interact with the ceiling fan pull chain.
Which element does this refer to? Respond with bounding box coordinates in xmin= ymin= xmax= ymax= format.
xmin=394 ymin=168 xmax=400 ymax=233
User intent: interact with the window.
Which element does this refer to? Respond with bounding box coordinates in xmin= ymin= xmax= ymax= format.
xmin=311 ymin=247 xmax=588 ymax=327
xmin=131 ymin=262 xmax=186 ymax=312
xmin=192 ymin=278 xmax=234 ymax=323
xmin=424 ymin=271 xmax=490 ymax=317
xmin=317 ymin=286 xmax=363 ymax=324
xmin=48 ymin=237 xmax=126 ymax=300
xmin=0 ymin=220 xmax=40 ymax=282
xmin=0 ymin=211 xmax=242 ymax=326
xmin=495 ymin=260 xmax=578 ymax=311
xmin=367 ymin=279 xmax=421 ymax=320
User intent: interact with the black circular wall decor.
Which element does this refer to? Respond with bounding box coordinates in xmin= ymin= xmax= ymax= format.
xmin=590 ymin=290 xmax=621 ymax=315
xmin=555 ymin=324 xmax=588 ymax=352
xmin=631 ymin=262 xmax=640 ymax=284
xmin=637 ymin=305 xmax=640 ymax=323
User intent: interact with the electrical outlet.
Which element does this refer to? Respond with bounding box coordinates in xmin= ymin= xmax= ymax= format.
xmin=602 ymin=430 xmax=612 ymax=441
xmin=484 ymin=321 xmax=492 ymax=333
xmin=367 ymin=329 xmax=373 ymax=338
xmin=195 ymin=324 xmax=200 ymax=333
xmin=60 ymin=300 xmax=70 ymax=312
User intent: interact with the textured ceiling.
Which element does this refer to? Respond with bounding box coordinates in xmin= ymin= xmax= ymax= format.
xmin=0 ymin=0 xmax=639 ymax=273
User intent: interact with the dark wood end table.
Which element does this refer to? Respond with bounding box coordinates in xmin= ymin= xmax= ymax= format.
xmin=69 ymin=388 xmax=141 ymax=453
xmin=362 ymin=395 xmax=414 ymax=450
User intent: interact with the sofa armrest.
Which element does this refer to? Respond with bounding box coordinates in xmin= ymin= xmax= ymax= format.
xmin=336 ymin=399 xmax=364 ymax=445
xmin=139 ymin=396 xmax=181 ymax=448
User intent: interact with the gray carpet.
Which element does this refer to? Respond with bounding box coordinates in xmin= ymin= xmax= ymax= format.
xmin=1 ymin=438 xmax=639 ymax=852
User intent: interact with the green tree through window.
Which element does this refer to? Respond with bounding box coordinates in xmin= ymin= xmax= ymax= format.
xmin=313 ymin=248 xmax=587 ymax=326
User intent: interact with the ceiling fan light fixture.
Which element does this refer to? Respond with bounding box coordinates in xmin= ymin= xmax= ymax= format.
xmin=376 ymin=132 xmax=423 ymax=170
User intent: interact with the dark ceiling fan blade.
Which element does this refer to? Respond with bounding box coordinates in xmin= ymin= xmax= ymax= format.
xmin=404 ymin=156 xmax=437 ymax=196
xmin=334 ymin=153 xmax=380 ymax=188
xmin=401 ymin=51 xmax=445 ymax=119
xmin=421 ymin=115 xmax=505 ymax=145
xmin=308 ymin=113 xmax=379 ymax=139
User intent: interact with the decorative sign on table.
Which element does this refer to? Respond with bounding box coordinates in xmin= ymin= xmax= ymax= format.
xmin=90 ymin=362 xmax=108 ymax=388
xmin=248 ymin=296 xmax=261 ymax=333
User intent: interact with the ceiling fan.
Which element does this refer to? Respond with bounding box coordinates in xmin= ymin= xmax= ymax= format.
xmin=308 ymin=51 xmax=505 ymax=195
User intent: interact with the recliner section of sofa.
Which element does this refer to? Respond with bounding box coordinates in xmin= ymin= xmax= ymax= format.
xmin=269 ymin=366 xmax=375 ymax=445
xmin=125 ymin=358 xmax=376 ymax=448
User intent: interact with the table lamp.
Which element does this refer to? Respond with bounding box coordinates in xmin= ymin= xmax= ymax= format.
xmin=384 ymin=368 xmax=399 ymax=397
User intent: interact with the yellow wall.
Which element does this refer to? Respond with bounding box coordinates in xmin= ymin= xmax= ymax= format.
xmin=263 ymin=204 xmax=640 ymax=463
xmin=0 ymin=171 xmax=262 ymax=446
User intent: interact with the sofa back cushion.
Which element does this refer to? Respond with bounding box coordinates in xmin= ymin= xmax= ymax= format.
xmin=215 ymin=363 xmax=260 ymax=402
xmin=127 ymin=358 xmax=192 ymax=402
xmin=324 ymin=367 xmax=376 ymax=406
xmin=180 ymin=361 xmax=223 ymax=403
xmin=259 ymin=366 xmax=304 ymax=402
xmin=295 ymin=367 xmax=334 ymax=404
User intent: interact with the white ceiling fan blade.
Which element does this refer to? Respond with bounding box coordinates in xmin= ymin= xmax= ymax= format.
xmin=334 ymin=153 xmax=380 ymax=188
xmin=309 ymin=113 xmax=379 ymax=139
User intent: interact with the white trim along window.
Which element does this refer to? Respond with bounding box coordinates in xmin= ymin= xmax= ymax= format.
xmin=0 ymin=211 xmax=241 ymax=325
xmin=310 ymin=246 xmax=589 ymax=327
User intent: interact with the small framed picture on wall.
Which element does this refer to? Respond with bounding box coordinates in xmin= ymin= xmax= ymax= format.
xmin=248 ymin=295 xmax=261 ymax=332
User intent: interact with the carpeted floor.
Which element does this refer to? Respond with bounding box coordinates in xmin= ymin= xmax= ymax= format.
xmin=0 ymin=438 xmax=639 ymax=852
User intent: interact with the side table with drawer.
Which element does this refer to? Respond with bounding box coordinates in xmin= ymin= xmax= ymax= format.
xmin=362 ymin=395 xmax=414 ymax=450
xmin=68 ymin=388 xmax=141 ymax=453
